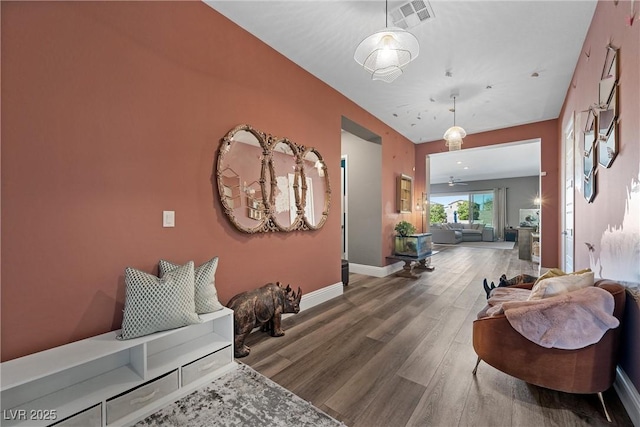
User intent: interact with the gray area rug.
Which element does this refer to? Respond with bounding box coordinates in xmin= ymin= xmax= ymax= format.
xmin=135 ymin=363 xmax=345 ymax=427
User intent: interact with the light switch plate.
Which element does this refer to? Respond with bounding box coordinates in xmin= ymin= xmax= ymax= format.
xmin=163 ymin=211 xmax=175 ymax=227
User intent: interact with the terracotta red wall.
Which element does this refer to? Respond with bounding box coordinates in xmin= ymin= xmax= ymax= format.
xmin=382 ymin=132 xmax=417 ymax=264
xmin=559 ymin=0 xmax=640 ymax=393
xmin=414 ymin=120 xmax=560 ymax=267
xmin=0 ymin=2 xmax=415 ymax=361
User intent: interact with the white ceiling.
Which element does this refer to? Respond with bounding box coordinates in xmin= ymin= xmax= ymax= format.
xmin=429 ymin=139 xmax=540 ymax=184
xmin=204 ymin=0 xmax=596 ymax=182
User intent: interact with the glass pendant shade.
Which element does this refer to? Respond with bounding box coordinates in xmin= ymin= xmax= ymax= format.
xmin=443 ymin=125 xmax=466 ymax=141
xmin=443 ymin=95 xmax=466 ymax=151
xmin=354 ymin=28 xmax=419 ymax=83
xmin=444 ymin=126 xmax=465 ymax=151
xmin=444 ymin=138 xmax=463 ymax=151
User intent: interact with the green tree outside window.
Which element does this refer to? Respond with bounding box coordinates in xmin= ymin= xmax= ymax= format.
xmin=457 ymin=201 xmax=480 ymax=221
xmin=430 ymin=203 xmax=446 ymax=223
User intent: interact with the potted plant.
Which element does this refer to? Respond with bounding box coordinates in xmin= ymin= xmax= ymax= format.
xmin=394 ymin=221 xmax=419 ymax=257
xmin=394 ymin=220 xmax=417 ymax=237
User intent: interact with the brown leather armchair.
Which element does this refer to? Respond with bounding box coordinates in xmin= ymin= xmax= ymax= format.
xmin=472 ymin=280 xmax=626 ymax=422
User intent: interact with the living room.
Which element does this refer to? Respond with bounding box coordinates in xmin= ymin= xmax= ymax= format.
xmin=427 ymin=141 xmax=541 ymax=247
xmin=2 ymin=1 xmax=638 ymax=426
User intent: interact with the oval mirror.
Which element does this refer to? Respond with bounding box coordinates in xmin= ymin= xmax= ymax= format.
xmin=300 ymin=148 xmax=330 ymax=229
xmin=269 ymin=138 xmax=302 ymax=231
xmin=217 ymin=125 xmax=269 ymax=233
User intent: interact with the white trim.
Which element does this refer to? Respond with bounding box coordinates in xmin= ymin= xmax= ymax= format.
xmin=614 ymin=366 xmax=640 ymax=426
xmin=349 ymin=262 xmax=404 ymax=278
xmin=341 ymin=155 xmax=348 ymax=261
xmin=299 ymin=281 xmax=344 ymax=312
xmin=262 ymin=282 xmax=344 ymax=324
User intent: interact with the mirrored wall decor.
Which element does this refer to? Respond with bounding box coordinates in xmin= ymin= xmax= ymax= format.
xmin=597 ymin=45 xmax=619 ymax=168
xmin=582 ymin=108 xmax=597 ymax=179
xmin=600 ymin=44 xmax=618 ymax=81
xmin=584 ymin=171 xmax=596 ymax=203
xmin=217 ymin=124 xmax=331 ymax=233
xmin=217 ymin=124 xmax=272 ymax=233
xmin=269 ymin=137 xmax=303 ymax=232
xmin=300 ymin=147 xmax=330 ymax=230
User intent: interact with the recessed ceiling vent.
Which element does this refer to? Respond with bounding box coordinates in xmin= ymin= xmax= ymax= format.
xmin=389 ymin=0 xmax=435 ymax=30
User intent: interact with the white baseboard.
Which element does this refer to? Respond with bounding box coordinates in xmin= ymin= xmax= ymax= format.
xmin=349 ymin=262 xmax=404 ymax=278
xmin=259 ymin=282 xmax=344 ymax=325
xmin=299 ymin=281 xmax=344 ymax=312
xmin=614 ymin=366 xmax=640 ymax=426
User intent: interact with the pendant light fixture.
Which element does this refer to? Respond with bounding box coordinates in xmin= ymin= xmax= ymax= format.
xmin=354 ymin=0 xmax=420 ymax=83
xmin=443 ymin=93 xmax=466 ymax=151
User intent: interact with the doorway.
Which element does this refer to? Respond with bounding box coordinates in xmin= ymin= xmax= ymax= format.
xmin=341 ymin=117 xmax=382 ymax=267
xmin=427 ymin=140 xmax=541 ymax=242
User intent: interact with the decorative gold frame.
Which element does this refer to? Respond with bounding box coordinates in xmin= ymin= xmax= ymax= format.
xmin=299 ymin=147 xmax=331 ymax=230
xmin=216 ymin=124 xmax=331 ymax=233
xmin=217 ymin=124 xmax=272 ymax=233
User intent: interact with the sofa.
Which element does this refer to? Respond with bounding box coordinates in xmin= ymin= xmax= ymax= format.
xmin=429 ymin=222 xmax=494 ymax=244
xmin=472 ymin=279 xmax=625 ymax=422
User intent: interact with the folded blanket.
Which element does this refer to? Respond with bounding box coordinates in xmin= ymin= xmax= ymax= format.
xmin=501 ymin=286 xmax=619 ymax=349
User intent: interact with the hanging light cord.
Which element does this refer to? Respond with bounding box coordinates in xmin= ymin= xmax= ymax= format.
xmin=453 ymin=97 xmax=456 ymax=126
xmin=385 ymin=0 xmax=388 ymax=28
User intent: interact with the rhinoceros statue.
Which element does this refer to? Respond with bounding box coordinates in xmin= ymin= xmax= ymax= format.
xmin=226 ymin=282 xmax=302 ymax=358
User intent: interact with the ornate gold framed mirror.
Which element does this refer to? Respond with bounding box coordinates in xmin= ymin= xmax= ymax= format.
xmin=300 ymin=147 xmax=330 ymax=230
xmin=216 ymin=125 xmax=331 ymax=233
xmin=217 ymin=124 xmax=271 ymax=233
xmin=268 ymin=137 xmax=303 ymax=232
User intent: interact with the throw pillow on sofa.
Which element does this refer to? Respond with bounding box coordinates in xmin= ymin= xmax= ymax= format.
xmin=159 ymin=257 xmax=224 ymax=314
xmin=527 ymin=269 xmax=594 ymax=300
xmin=119 ymin=261 xmax=200 ymax=340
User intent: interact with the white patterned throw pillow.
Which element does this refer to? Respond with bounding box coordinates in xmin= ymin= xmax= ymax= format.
xmin=118 ymin=261 xmax=200 ymax=340
xmin=159 ymin=257 xmax=224 ymax=314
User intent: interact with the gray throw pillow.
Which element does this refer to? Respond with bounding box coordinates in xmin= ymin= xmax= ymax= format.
xmin=118 ymin=261 xmax=200 ymax=340
xmin=158 ymin=257 xmax=224 ymax=314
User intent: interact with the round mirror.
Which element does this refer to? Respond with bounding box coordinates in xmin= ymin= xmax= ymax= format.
xmin=269 ymin=138 xmax=302 ymax=231
xmin=300 ymin=148 xmax=330 ymax=229
xmin=217 ymin=125 xmax=269 ymax=233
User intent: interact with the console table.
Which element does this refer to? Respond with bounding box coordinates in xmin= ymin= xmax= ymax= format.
xmin=387 ymin=253 xmax=434 ymax=279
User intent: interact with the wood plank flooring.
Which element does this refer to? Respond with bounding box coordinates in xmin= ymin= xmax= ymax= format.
xmin=242 ymin=245 xmax=633 ymax=427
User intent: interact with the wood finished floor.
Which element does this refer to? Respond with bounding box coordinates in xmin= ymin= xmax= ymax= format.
xmin=242 ymin=245 xmax=633 ymax=427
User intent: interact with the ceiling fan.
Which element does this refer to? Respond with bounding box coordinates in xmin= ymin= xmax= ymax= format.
xmin=448 ymin=176 xmax=468 ymax=186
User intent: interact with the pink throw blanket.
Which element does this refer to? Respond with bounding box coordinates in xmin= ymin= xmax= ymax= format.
xmin=501 ymin=287 xmax=619 ymax=349
xmin=480 ymin=287 xmax=531 ymax=318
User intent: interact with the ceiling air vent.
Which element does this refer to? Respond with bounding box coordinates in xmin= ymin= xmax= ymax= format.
xmin=389 ymin=0 xmax=435 ymax=30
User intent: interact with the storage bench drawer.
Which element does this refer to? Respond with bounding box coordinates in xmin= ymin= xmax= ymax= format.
xmin=182 ymin=346 xmax=232 ymax=386
xmin=53 ymin=404 xmax=101 ymax=427
xmin=106 ymin=370 xmax=178 ymax=424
